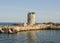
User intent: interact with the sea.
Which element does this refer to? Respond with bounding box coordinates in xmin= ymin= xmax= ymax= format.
xmin=0 ymin=22 xmax=21 ymax=26
xmin=0 ymin=23 xmax=60 ymax=43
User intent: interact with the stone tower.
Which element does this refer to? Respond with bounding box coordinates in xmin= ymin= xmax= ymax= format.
xmin=27 ymin=12 xmax=36 ymax=25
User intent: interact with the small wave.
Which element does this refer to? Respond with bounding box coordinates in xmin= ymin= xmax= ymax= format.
xmin=41 ymin=41 xmax=55 ymax=43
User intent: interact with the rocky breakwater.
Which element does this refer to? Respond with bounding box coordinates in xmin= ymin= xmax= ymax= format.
xmin=0 ymin=26 xmax=20 ymax=34
xmin=46 ymin=24 xmax=60 ymax=30
xmin=0 ymin=24 xmax=60 ymax=34
xmin=0 ymin=24 xmax=49 ymax=34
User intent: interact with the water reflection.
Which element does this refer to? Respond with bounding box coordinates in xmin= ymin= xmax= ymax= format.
xmin=0 ymin=30 xmax=60 ymax=43
xmin=27 ymin=31 xmax=36 ymax=43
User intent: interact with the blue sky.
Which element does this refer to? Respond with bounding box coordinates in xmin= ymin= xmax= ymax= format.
xmin=0 ymin=0 xmax=60 ymax=23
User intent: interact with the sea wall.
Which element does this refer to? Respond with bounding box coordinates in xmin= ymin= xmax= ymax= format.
xmin=0 ymin=24 xmax=60 ymax=34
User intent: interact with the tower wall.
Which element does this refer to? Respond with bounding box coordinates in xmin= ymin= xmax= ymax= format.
xmin=27 ymin=12 xmax=36 ymax=25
